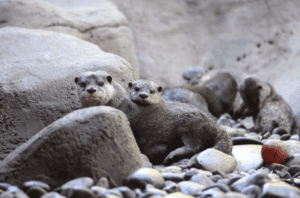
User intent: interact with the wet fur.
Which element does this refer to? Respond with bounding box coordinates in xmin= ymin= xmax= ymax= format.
xmin=234 ymin=76 xmax=294 ymax=135
xmin=128 ymin=80 xmax=232 ymax=165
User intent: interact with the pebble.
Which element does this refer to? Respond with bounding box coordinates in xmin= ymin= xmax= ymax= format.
xmin=113 ymin=186 xmax=136 ymax=198
xmin=232 ymin=145 xmax=263 ymax=172
xmin=90 ymin=186 xmax=107 ymax=197
xmin=61 ymin=186 xmax=95 ymax=198
xmin=268 ymin=134 xmax=281 ymax=139
xmin=158 ymin=166 xmax=182 ymax=174
xmin=26 ymin=186 xmax=48 ymax=198
xmin=202 ymin=183 xmax=231 ymax=193
xmin=288 ymin=165 xmax=300 ymax=176
xmin=0 ymin=183 xmax=12 ymax=191
xmin=219 ymin=125 xmax=242 ymax=138
xmin=141 ymin=154 xmax=150 ymax=162
xmin=61 ymin=177 xmax=94 ymax=190
xmin=240 ymin=184 xmax=261 ymax=198
xmin=178 ymin=181 xmax=204 ymax=196
xmin=190 ymin=173 xmax=214 ymax=186
xmin=163 ymin=181 xmax=179 ymax=194
xmin=244 ymin=133 xmax=261 ymax=141
xmin=101 ymin=189 xmax=123 ymax=198
xmin=217 ymin=114 xmax=233 ymax=127
xmin=0 ymin=186 xmax=29 ymax=198
xmin=283 ymin=140 xmax=300 ymax=166
xmin=41 ymin=192 xmax=67 ymax=198
xmin=161 ymin=173 xmax=184 ymax=182
xmin=280 ymin=134 xmax=291 ymax=140
xmin=23 ymin=181 xmax=50 ymax=192
xmin=123 ymin=168 xmax=165 ymax=189
xmin=144 ymin=161 xmax=153 ymax=168
xmin=196 ymin=148 xmax=237 ymax=174
xmin=290 ymin=135 xmax=299 ymax=141
xmin=163 ymin=192 xmax=194 ymax=198
xmin=209 ymin=175 xmax=223 ymax=183
xmin=97 ymin=177 xmax=110 ymax=189
xmin=231 ymin=137 xmax=263 ymax=145
xmin=225 ymin=192 xmax=248 ymax=198
xmin=260 ymin=181 xmax=300 ymax=198
xmin=171 ymin=158 xmax=189 ymax=166
xmin=231 ymin=172 xmax=271 ymax=192
xmin=262 ymin=132 xmax=271 ymax=140
xmin=145 ymin=184 xmax=167 ymax=196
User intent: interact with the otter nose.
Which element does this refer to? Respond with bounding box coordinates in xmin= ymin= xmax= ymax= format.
xmin=139 ymin=93 xmax=148 ymax=99
xmin=87 ymin=88 xmax=96 ymax=94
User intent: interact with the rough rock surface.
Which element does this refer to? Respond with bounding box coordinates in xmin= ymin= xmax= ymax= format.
xmin=0 ymin=106 xmax=144 ymax=188
xmin=0 ymin=26 xmax=135 ymax=160
xmin=0 ymin=0 xmax=139 ymax=79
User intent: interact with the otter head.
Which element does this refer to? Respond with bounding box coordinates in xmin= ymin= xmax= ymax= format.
xmin=74 ymin=70 xmax=115 ymax=108
xmin=128 ymin=80 xmax=162 ymax=106
xmin=182 ymin=66 xmax=210 ymax=85
xmin=239 ymin=76 xmax=270 ymax=111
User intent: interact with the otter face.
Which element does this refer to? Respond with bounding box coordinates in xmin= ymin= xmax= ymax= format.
xmin=182 ymin=66 xmax=210 ymax=85
xmin=128 ymin=80 xmax=162 ymax=106
xmin=74 ymin=71 xmax=115 ymax=107
xmin=239 ymin=76 xmax=262 ymax=110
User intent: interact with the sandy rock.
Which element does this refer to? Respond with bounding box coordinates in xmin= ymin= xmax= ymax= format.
xmin=0 ymin=26 xmax=136 ymax=160
xmin=197 ymin=148 xmax=237 ymax=174
xmin=0 ymin=0 xmax=139 ymax=79
xmin=0 ymin=106 xmax=143 ymax=188
xmin=232 ymin=145 xmax=264 ymax=172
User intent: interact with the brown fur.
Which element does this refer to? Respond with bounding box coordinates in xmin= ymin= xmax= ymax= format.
xmin=182 ymin=66 xmax=211 ymax=85
xmin=128 ymin=80 xmax=232 ymax=165
xmin=234 ymin=76 xmax=295 ymax=135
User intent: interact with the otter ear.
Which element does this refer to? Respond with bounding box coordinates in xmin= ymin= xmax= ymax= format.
xmin=75 ymin=77 xmax=78 ymax=84
xmin=128 ymin=82 xmax=133 ymax=88
xmin=106 ymin=76 xmax=112 ymax=84
xmin=158 ymin=86 xmax=162 ymax=92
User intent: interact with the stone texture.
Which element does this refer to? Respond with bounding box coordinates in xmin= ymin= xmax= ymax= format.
xmin=0 ymin=0 xmax=139 ymax=79
xmin=260 ymin=182 xmax=300 ymax=198
xmin=0 ymin=106 xmax=144 ymax=188
xmin=178 ymin=181 xmax=204 ymax=196
xmin=0 ymin=26 xmax=136 ymax=160
xmin=232 ymin=145 xmax=264 ymax=172
xmin=197 ymin=148 xmax=237 ymax=174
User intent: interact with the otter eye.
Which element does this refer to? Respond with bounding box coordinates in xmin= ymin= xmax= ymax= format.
xmin=98 ymin=82 xmax=104 ymax=86
xmin=134 ymin=87 xmax=140 ymax=92
xmin=150 ymin=90 xmax=154 ymax=94
xmin=80 ymin=82 xmax=86 ymax=87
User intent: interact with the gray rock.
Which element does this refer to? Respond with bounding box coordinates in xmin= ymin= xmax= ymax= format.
xmin=231 ymin=172 xmax=271 ymax=193
xmin=209 ymin=175 xmax=223 ymax=183
xmin=284 ymin=140 xmax=300 ymax=166
xmin=100 ymin=189 xmax=123 ymax=198
xmin=241 ymin=184 xmax=261 ymax=198
xmin=0 ymin=0 xmax=139 ymax=79
xmin=0 ymin=26 xmax=136 ymax=160
xmin=97 ymin=177 xmax=110 ymax=189
xmin=164 ymin=192 xmax=194 ymax=198
xmin=123 ymin=168 xmax=165 ymax=189
xmin=0 ymin=186 xmax=29 ymax=198
xmin=61 ymin=186 xmax=95 ymax=198
xmin=145 ymin=184 xmax=167 ymax=196
xmin=41 ymin=192 xmax=66 ymax=198
xmin=163 ymin=181 xmax=179 ymax=194
xmin=202 ymin=183 xmax=231 ymax=193
xmin=219 ymin=126 xmax=242 ymax=139
xmin=288 ymin=165 xmax=300 ymax=177
xmin=158 ymin=166 xmax=182 ymax=174
xmin=260 ymin=182 xmax=300 ymax=198
xmin=225 ymin=192 xmax=248 ymax=198
xmin=113 ymin=186 xmax=136 ymax=198
xmin=26 ymin=186 xmax=48 ymax=198
xmin=161 ymin=173 xmax=184 ymax=182
xmin=268 ymin=134 xmax=281 ymax=140
xmin=0 ymin=106 xmax=143 ymax=188
xmin=190 ymin=173 xmax=214 ymax=187
xmin=178 ymin=181 xmax=204 ymax=196
xmin=201 ymin=188 xmax=226 ymax=198
xmin=61 ymin=177 xmax=94 ymax=190
xmin=290 ymin=135 xmax=300 ymax=141
xmin=232 ymin=145 xmax=264 ymax=172
xmin=23 ymin=181 xmax=50 ymax=192
xmin=90 ymin=186 xmax=107 ymax=197
xmin=196 ymin=148 xmax=237 ymax=174
xmin=244 ymin=133 xmax=261 ymax=141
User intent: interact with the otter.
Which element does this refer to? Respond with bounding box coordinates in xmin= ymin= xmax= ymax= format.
xmin=233 ymin=76 xmax=295 ymax=135
xmin=182 ymin=66 xmax=211 ymax=85
xmin=161 ymin=87 xmax=214 ymax=118
xmin=128 ymin=80 xmax=232 ymax=165
xmin=180 ymin=72 xmax=238 ymax=118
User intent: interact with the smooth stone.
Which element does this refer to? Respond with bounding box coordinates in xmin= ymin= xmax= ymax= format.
xmin=268 ymin=173 xmax=280 ymax=182
xmin=90 ymin=186 xmax=107 ymax=197
xmin=184 ymin=168 xmax=212 ymax=179
xmin=101 ymin=189 xmax=123 ymax=198
xmin=217 ymin=179 xmax=230 ymax=185
xmin=231 ymin=137 xmax=263 ymax=145
xmin=201 ymin=188 xmax=226 ymax=198
xmin=290 ymin=135 xmax=300 ymax=141
xmin=163 ymin=181 xmax=179 ymax=194
xmin=161 ymin=173 xmax=184 ymax=182
xmin=227 ymin=177 xmax=242 ymax=187
xmin=247 ymin=169 xmax=256 ymax=175
xmin=144 ymin=161 xmax=153 ymax=168
xmin=171 ymin=158 xmax=190 ymax=166
xmin=260 ymin=182 xmax=300 ymax=198
xmin=41 ymin=192 xmax=66 ymax=198
xmin=288 ymin=165 xmax=300 ymax=176
xmin=145 ymin=184 xmax=167 ymax=196
xmin=244 ymin=133 xmax=261 ymax=141
xmin=178 ymin=181 xmax=204 ymax=196
xmin=232 ymin=145 xmax=263 ymax=172
xmin=141 ymin=154 xmax=150 ymax=162
xmin=231 ymin=172 xmax=271 ymax=192
xmin=268 ymin=134 xmax=281 ymax=140
xmin=113 ymin=186 xmax=135 ymax=198
xmin=225 ymin=192 xmax=248 ymax=198
xmin=158 ymin=166 xmax=182 ymax=174
xmin=0 ymin=186 xmax=29 ymax=198
xmin=122 ymin=168 xmax=165 ymax=189
xmin=270 ymin=163 xmax=288 ymax=171
xmin=97 ymin=177 xmax=110 ymax=189
xmin=236 ymin=128 xmax=247 ymax=136
xmin=284 ymin=140 xmax=300 ymax=166
xmin=0 ymin=183 xmax=12 ymax=191
xmin=219 ymin=125 xmax=242 ymax=138
xmin=197 ymin=148 xmax=237 ymax=174
xmin=202 ymin=183 xmax=231 ymax=193
xmin=61 ymin=177 xmax=94 ymax=190
xmin=164 ymin=192 xmax=194 ymax=198
xmin=190 ymin=173 xmax=214 ymax=187
xmin=280 ymin=134 xmax=291 ymax=141
xmin=293 ymin=178 xmax=300 ymax=187
xmin=241 ymin=184 xmax=261 ymax=198
xmin=23 ymin=181 xmax=50 ymax=192
xmin=26 ymin=186 xmax=47 ymax=198
xmin=256 ymin=167 xmax=270 ymax=175
xmin=262 ymin=132 xmax=271 ymax=140
xmin=61 ymin=186 xmax=95 ymax=198
xmin=212 ymin=170 xmax=229 ymax=179
xmin=209 ymin=175 xmax=223 ymax=183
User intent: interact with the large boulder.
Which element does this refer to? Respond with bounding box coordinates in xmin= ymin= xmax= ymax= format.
xmin=0 ymin=0 xmax=139 ymax=79
xmin=0 ymin=106 xmax=144 ymax=188
xmin=0 ymin=26 xmax=135 ymax=160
